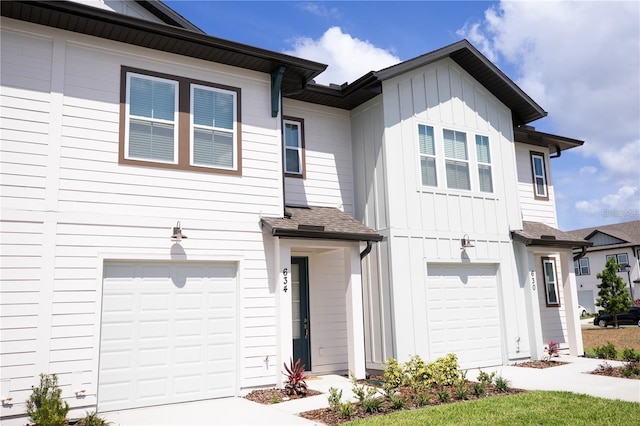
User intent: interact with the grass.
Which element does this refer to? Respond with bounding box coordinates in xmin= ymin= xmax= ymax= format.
xmin=344 ymin=391 xmax=640 ymax=425
xmin=582 ymin=327 xmax=640 ymax=355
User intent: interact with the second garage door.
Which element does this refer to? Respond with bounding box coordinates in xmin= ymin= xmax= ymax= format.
xmin=98 ymin=261 xmax=238 ymax=412
xmin=426 ymin=264 xmax=503 ymax=368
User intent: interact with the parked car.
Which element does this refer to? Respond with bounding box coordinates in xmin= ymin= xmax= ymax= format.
xmin=577 ymin=304 xmax=588 ymax=317
xmin=593 ymin=306 xmax=640 ymax=327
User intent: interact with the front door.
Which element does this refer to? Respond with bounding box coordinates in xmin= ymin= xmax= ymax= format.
xmin=291 ymin=257 xmax=311 ymax=370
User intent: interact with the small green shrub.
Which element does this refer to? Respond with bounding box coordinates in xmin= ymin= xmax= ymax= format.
xmin=416 ymin=393 xmax=430 ymax=406
xmin=437 ymin=389 xmax=450 ymax=403
xmin=77 ymin=411 xmax=111 ymax=426
xmin=350 ymin=371 xmax=379 ymax=411
xmin=454 ymin=380 xmax=469 ymax=400
xmin=622 ymin=348 xmax=640 ymax=362
xmin=472 ymin=382 xmax=485 ymax=397
xmin=494 ymin=375 xmax=510 ymax=393
xmin=593 ymin=342 xmax=617 ymax=359
xmin=382 ymin=358 xmax=405 ymax=396
xmin=404 ymin=354 xmax=429 ymax=394
xmin=338 ymin=401 xmax=353 ymax=417
xmin=26 ymin=373 xmax=70 ymax=426
xmin=476 ymin=369 xmax=495 ymax=386
xmin=361 ymin=397 xmax=383 ymax=413
xmin=426 ymin=353 xmax=461 ymax=387
xmin=327 ymin=387 xmax=343 ymax=412
xmin=389 ymin=394 xmax=406 ymax=409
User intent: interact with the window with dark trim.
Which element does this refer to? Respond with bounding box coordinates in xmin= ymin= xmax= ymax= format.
xmin=530 ymin=151 xmax=548 ymax=200
xmin=283 ymin=116 xmax=305 ymax=178
xmin=119 ymin=66 xmax=242 ymax=175
xmin=542 ymin=257 xmax=560 ymax=306
xmin=606 ymin=253 xmax=629 ymax=271
xmin=573 ymin=257 xmax=590 ymax=275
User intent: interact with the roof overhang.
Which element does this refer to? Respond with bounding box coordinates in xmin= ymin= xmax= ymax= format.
xmin=512 ymin=221 xmax=593 ymax=249
xmin=0 ymin=0 xmax=327 ymax=94
xmin=261 ymin=206 xmax=383 ymax=242
xmin=514 ymin=125 xmax=584 ymax=153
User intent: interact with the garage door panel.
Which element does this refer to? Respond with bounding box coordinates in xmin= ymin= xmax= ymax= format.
xmin=99 ymin=261 xmax=238 ymax=412
xmin=427 ymin=264 xmax=502 ymax=369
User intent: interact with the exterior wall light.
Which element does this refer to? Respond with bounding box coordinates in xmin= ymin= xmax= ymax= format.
xmin=171 ymin=221 xmax=188 ymax=241
xmin=461 ymin=234 xmax=474 ymax=249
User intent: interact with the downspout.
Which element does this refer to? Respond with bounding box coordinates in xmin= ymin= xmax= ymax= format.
xmin=271 ymin=66 xmax=287 ymax=217
xmin=359 ymin=239 xmax=375 ymax=378
xmin=549 ymin=144 xmax=562 ymax=159
xmin=360 ymin=240 xmax=373 ymax=259
xmin=573 ymin=245 xmax=587 ymax=262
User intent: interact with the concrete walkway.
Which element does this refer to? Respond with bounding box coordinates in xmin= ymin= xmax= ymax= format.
xmin=102 ymin=357 xmax=639 ymax=425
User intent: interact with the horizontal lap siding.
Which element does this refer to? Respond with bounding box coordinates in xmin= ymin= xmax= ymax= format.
xmin=1 ymin=21 xmax=283 ymax=417
xmin=515 ymin=145 xmax=557 ymax=227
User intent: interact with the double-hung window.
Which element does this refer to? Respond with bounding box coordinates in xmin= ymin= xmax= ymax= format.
xmin=418 ymin=124 xmax=437 ymax=187
xmin=126 ymin=73 xmax=178 ymax=163
xmin=475 ymin=135 xmax=493 ymax=193
xmin=443 ymin=129 xmax=470 ymax=190
xmin=542 ymin=257 xmax=560 ymax=306
xmin=573 ymin=258 xmax=590 ymax=275
xmin=283 ymin=117 xmax=304 ymax=177
xmin=120 ymin=67 xmax=241 ymax=175
xmin=606 ymin=253 xmax=629 ymax=271
xmin=531 ymin=152 xmax=548 ymax=199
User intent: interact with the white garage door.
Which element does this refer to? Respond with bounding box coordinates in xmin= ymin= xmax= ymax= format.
xmin=426 ymin=264 xmax=502 ymax=369
xmin=98 ymin=261 xmax=237 ymax=412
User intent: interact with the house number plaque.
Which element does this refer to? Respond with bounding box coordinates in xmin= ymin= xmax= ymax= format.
xmin=530 ymin=271 xmax=536 ymax=291
xmin=282 ymin=268 xmax=288 ymax=293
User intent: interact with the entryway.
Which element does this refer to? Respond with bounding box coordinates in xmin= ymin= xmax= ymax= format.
xmin=291 ymin=257 xmax=311 ymax=370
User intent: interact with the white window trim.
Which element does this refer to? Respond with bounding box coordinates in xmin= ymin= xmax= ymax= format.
xmin=443 ymin=128 xmax=470 ymax=191
xmin=542 ymin=257 xmax=560 ymax=306
xmin=475 ymin=134 xmax=493 ymax=193
xmin=283 ymin=118 xmax=303 ymax=176
xmin=125 ymin=72 xmax=179 ymax=164
xmin=417 ymin=124 xmax=437 ymax=188
xmin=189 ymin=83 xmax=238 ymax=171
xmin=574 ymin=258 xmax=590 ymax=275
xmin=531 ymin=152 xmax=548 ymax=198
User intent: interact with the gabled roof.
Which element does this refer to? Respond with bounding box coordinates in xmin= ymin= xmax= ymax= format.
xmin=286 ymin=40 xmax=547 ymax=125
xmin=0 ymin=0 xmax=327 ymax=94
xmin=137 ymin=0 xmax=205 ymax=33
xmin=511 ymin=221 xmax=592 ymax=248
xmin=261 ymin=206 xmax=383 ymax=242
xmin=567 ymin=220 xmax=640 ymax=251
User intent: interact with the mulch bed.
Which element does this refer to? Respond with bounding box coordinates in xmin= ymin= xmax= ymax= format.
xmin=590 ymin=361 xmax=640 ymax=380
xmin=512 ymin=360 xmax=567 ymax=369
xmin=244 ymin=387 xmax=322 ymax=404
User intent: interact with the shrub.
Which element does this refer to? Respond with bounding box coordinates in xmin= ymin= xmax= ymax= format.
xmin=327 ymin=387 xmax=353 ymax=418
xmin=426 ymin=353 xmax=461 ymax=387
xmin=436 ymin=389 xmax=450 ymax=403
xmin=26 ymin=373 xmax=69 ymax=426
xmin=494 ymin=375 xmax=510 ymax=393
xmin=338 ymin=401 xmax=353 ymax=417
xmin=622 ymin=348 xmax=640 ymax=362
xmin=593 ymin=342 xmax=617 ymax=360
xmin=454 ymin=380 xmax=469 ymax=400
xmin=472 ymin=382 xmax=485 ymax=397
xmin=543 ymin=341 xmax=560 ymax=361
xmin=595 ymin=361 xmax=613 ymax=374
xmin=361 ymin=396 xmax=382 ymax=413
xmin=283 ymin=358 xmax=308 ymax=396
xmin=382 ymin=358 xmax=405 ymax=396
xmin=78 ymin=411 xmax=111 ymax=426
xmin=389 ymin=394 xmax=406 ymax=409
xmin=350 ymin=372 xmax=379 ymax=405
xmin=404 ymin=354 xmax=429 ymax=394
xmin=476 ymin=369 xmax=495 ymax=386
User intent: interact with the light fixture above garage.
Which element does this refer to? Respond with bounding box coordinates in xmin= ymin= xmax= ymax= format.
xmin=171 ymin=221 xmax=188 ymax=241
xmin=461 ymin=234 xmax=474 ymax=249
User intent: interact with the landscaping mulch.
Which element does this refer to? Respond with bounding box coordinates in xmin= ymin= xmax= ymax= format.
xmin=512 ymin=360 xmax=567 ymax=369
xmin=244 ymin=387 xmax=321 ymax=404
xmin=590 ymin=361 xmax=640 ymax=380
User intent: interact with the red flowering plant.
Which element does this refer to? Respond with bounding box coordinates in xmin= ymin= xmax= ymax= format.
xmin=283 ymin=358 xmax=308 ymax=396
xmin=543 ymin=341 xmax=560 ymax=362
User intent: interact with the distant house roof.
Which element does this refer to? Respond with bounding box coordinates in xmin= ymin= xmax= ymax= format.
xmin=512 ymin=221 xmax=592 ymax=249
xmin=567 ymin=220 xmax=640 ymax=252
xmin=261 ymin=206 xmax=383 ymax=242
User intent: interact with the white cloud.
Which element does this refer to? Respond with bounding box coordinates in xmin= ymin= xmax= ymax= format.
xmin=283 ymin=26 xmax=400 ymax=85
xmin=575 ymin=185 xmax=639 ymax=218
xmin=297 ymin=2 xmax=341 ymax=19
xmin=458 ymin=1 xmax=640 ymax=228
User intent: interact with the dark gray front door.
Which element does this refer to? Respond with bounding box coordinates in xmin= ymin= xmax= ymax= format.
xmin=291 ymin=257 xmax=311 ymax=370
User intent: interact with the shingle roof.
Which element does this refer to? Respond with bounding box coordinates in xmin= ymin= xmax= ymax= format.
xmin=511 ymin=221 xmax=592 ymax=248
xmin=566 ymin=220 xmax=640 ymax=251
xmin=261 ymin=206 xmax=383 ymax=242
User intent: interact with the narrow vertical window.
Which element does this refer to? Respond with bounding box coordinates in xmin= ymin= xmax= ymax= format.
xmin=574 ymin=260 xmax=580 ymax=276
xmin=283 ymin=117 xmax=304 ymax=177
xmin=418 ymin=124 xmax=437 ymax=187
xmin=191 ymin=84 xmax=236 ymax=169
xmin=443 ymin=129 xmax=470 ymax=190
xmin=475 ymin=135 xmax=493 ymax=192
xmin=542 ymin=257 xmax=560 ymax=306
xmin=531 ymin=152 xmax=548 ymax=199
xmin=125 ymin=73 xmax=178 ymax=163
xmin=579 ymin=258 xmax=590 ymax=275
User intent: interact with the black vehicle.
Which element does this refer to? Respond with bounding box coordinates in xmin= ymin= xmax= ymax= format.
xmin=593 ymin=306 xmax=640 ymax=327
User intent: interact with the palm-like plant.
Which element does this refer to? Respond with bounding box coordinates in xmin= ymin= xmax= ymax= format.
xmin=283 ymin=358 xmax=308 ymax=396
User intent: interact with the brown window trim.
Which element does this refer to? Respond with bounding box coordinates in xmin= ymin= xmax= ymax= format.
xmin=530 ymin=151 xmax=549 ymax=201
xmin=119 ymin=66 xmax=242 ymax=175
xmin=541 ymin=256 xmax=561 ymax=307
xmin=283 ymin=116 xmax=305 ymax=179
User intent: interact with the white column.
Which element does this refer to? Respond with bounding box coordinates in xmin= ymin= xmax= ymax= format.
xmin=275 ymin=238 xmax=292 ymax=388
xmin=345 ymin=246 xmax=366 ymax=379
xmin=523 ymin=250 xmax=544 ymax=360
xmin=561 ymin=250 xmax=584 ymax=356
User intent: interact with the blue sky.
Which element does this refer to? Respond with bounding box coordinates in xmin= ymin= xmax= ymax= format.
xmin=166 ymin=1 xmax=640 ymax=231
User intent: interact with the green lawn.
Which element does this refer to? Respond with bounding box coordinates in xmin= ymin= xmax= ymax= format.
xmin=345 ymin=391 xmax=640 ymax=425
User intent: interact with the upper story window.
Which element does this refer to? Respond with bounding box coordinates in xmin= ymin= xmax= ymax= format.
xmin=418 ymin=124 xmax=437 ymax=187
xmin=443 ymin=129 xmax=470 ymax=190
xmin=475 ymin=135 xmax=493 ymax=193
xmin=283 ymin=117 xmax=305 ymax=178
xmin=542 ymin=257 xmax=560 ymax=307
xmin=530 ymin=152 xmax=548 ymax=200
xmin=606 ymin=253 xmax=629 ymax=271
xmin=120 ymin=67 xmax=241 ymax=175
xmin=574 ymin=257 xmax=590 ymax=275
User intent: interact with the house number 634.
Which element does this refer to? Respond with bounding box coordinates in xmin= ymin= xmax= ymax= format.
xmin=282 ymin=268 xmax=288 ymax=293
xmin=530 ymin=271 xmax=536 ymax=291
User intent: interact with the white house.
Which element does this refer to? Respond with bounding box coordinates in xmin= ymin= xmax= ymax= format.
xmin=1 ymin=0 xmax=589 ymax=422
xmin=568 ymin=220 xmax=640 ymax=312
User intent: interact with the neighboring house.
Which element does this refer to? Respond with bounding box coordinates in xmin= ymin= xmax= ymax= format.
xmin=567 ymin=220 xmax=640 ymax=312
xmin=0 ymin=0 xmax=589 ymax=422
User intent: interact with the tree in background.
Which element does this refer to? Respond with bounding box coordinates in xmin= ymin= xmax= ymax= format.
xmin=596 ymin=258 xmax=632 ymax=328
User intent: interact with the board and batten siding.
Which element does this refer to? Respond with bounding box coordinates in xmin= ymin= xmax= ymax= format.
xmin=535 ymin=253 xmax=569 ymax=346
xmin=352 ymin=58 xmax=529 ymax=368
xmin=0 ymin=20 xmax=284 ymax=417
xmin=282 ymin=99 xmax=354 ymax=215
xmin=515 ymin=144 xmax=558 ymax=228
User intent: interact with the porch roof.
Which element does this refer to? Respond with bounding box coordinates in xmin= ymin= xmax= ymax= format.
xmin=261 ymin=206 xmax=383 ymax=242
xmin=511 ymin=221 xmax=593 ymax=249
